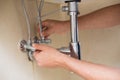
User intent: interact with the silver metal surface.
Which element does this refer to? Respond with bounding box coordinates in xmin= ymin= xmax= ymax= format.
xmin=36 ymin=0 xmax=45 ymax=40
xmin=21 ymin=0 xmax=35 ymax=61
xmin=62 ymin=6 xmax=69 ymax=12
xmin=69 ymin=1 xmax=81 ymax=59
xmin=20 ymin=0 xmax=81 ymax=61
xmin=22 ymin=0 xmax=31 ymax=40
xmin=59 ymin=1 xmax=81 ymax=59
xmin=69 ymin=2 xmax=79 ymax=43
xmin=35 ymin=0 xmax=51 ymax=44
xmin=20 ymin=40 xmax=35 ymax=61
xmin=20 ymin=0 xmax=51 ymax=61
xmin=33 ymin=36 xmax=51 ymax=44
xmin=58 ymin=47 xmax=70 ymax=53
xmin=70 ymin=42 xmax=80 ymax=59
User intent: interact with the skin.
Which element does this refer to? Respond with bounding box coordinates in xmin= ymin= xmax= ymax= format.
xmin=42 ymin=20 xmax=70 ymax=38
xmin=33 ymin=4 xmax=120 ymax=80
xmin=42 ymin=4 xmax=120 ymax=37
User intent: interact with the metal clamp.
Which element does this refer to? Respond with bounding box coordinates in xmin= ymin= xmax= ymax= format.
xmin=20 ymin=40 xmax=35 ymax=61
xmin=19 ymin=37 xmax=51 ymax=61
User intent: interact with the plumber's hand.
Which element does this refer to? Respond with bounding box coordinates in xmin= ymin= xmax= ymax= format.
xmin=42 ymin=19 xmax=70 ymax=38
xmin=33 ymin=44 xmax=67 ymax=68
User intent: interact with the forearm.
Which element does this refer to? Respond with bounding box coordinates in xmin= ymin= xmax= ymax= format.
xmin=65 ymin=4 xmax=120 ymax=30
xmin=62 ymin=56 xmax=120 ymax=80
xmin=33 ymin=44 xmax=120 ymax=80
xmin=78 ymin=4 xmax=120 ymax=30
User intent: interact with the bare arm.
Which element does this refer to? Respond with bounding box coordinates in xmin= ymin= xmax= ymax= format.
xmin=63 ymin=56 xmax=120 ymax=80
xmin=78 ymin=4 xmax=120 ymax=29
xmin=33 ymin=44 xmax=120 ymax=80
xmin=36 ymin=4 xmax=120 ymax=80
xmin=42 ymin=4 xmax=120 ymax=37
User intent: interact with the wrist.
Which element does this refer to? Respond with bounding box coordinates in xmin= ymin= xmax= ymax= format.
xmin=57 ymin=53 xmax=72 ymax=69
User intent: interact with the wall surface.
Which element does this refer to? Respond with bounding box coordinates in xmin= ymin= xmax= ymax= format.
xmin=0 ymin=0 xmax=33 ymax=80
xmin=0 ymin=0 xmax=120 ymax=80
xmin=0 ymin=0 xmax=70 ymax=80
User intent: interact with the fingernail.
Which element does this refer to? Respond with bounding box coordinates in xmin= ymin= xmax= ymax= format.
xmin=32 ymin=44 xmax=36 ymax=47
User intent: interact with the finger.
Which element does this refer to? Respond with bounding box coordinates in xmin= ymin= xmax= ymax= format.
xmin=37 ymin=23 xmax=46 ymax=33
xmin=33 ymin=52 xmax=39 ymax=60
xmin=43 ymin=28 xmax=54 ymax=37
xmin=44 ymin=34 xmax=50 ymax=39
xmin=42 ymin=26 xmax=48 ymax=31
xmin=42 ymin=32 xmax=49 ymax=38
xmin=42 ymin=20 xmax=51 ymax=27
xmin=42 ymin=31 xmax=50 ymax=38
xmin=32 ymin=44 xmax=49 ymax=50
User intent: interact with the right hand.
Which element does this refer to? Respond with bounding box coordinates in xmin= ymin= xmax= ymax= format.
xmin=33 ymin=44 xmax=69 ymax=68
xmin=41 ymin=19 xmax=70 ymax=38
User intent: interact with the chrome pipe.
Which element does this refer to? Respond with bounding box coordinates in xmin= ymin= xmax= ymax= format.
xmin=69 ymin=2 xmax=81 ymax=59
xmin=60 ymin=1 xmax=81 ymax=59
xmin=69 ymin=2 xmax=79 ymax=43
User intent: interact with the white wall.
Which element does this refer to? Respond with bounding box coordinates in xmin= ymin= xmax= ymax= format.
xmin=0 ymin=0 xmax=70 ymax=80
xmin=0 ymin=0 xmax=33 ymax=80
xmin=0 ymin=0 xmax=120 ymax=80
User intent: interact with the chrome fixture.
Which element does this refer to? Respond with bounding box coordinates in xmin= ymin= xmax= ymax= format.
xmin=19 ymin=0 xmax=81 ymax=61
xmin=59 ymin=0 xmax=81 ymax=59
xmin=20 ymin=0 xmax=50 ymax=61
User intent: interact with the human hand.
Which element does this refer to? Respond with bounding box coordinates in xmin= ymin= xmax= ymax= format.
xmin=33 ymin=44 xmax=68 ymax=68
xmin=41 ymin=19 xmax=70 ymax=38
